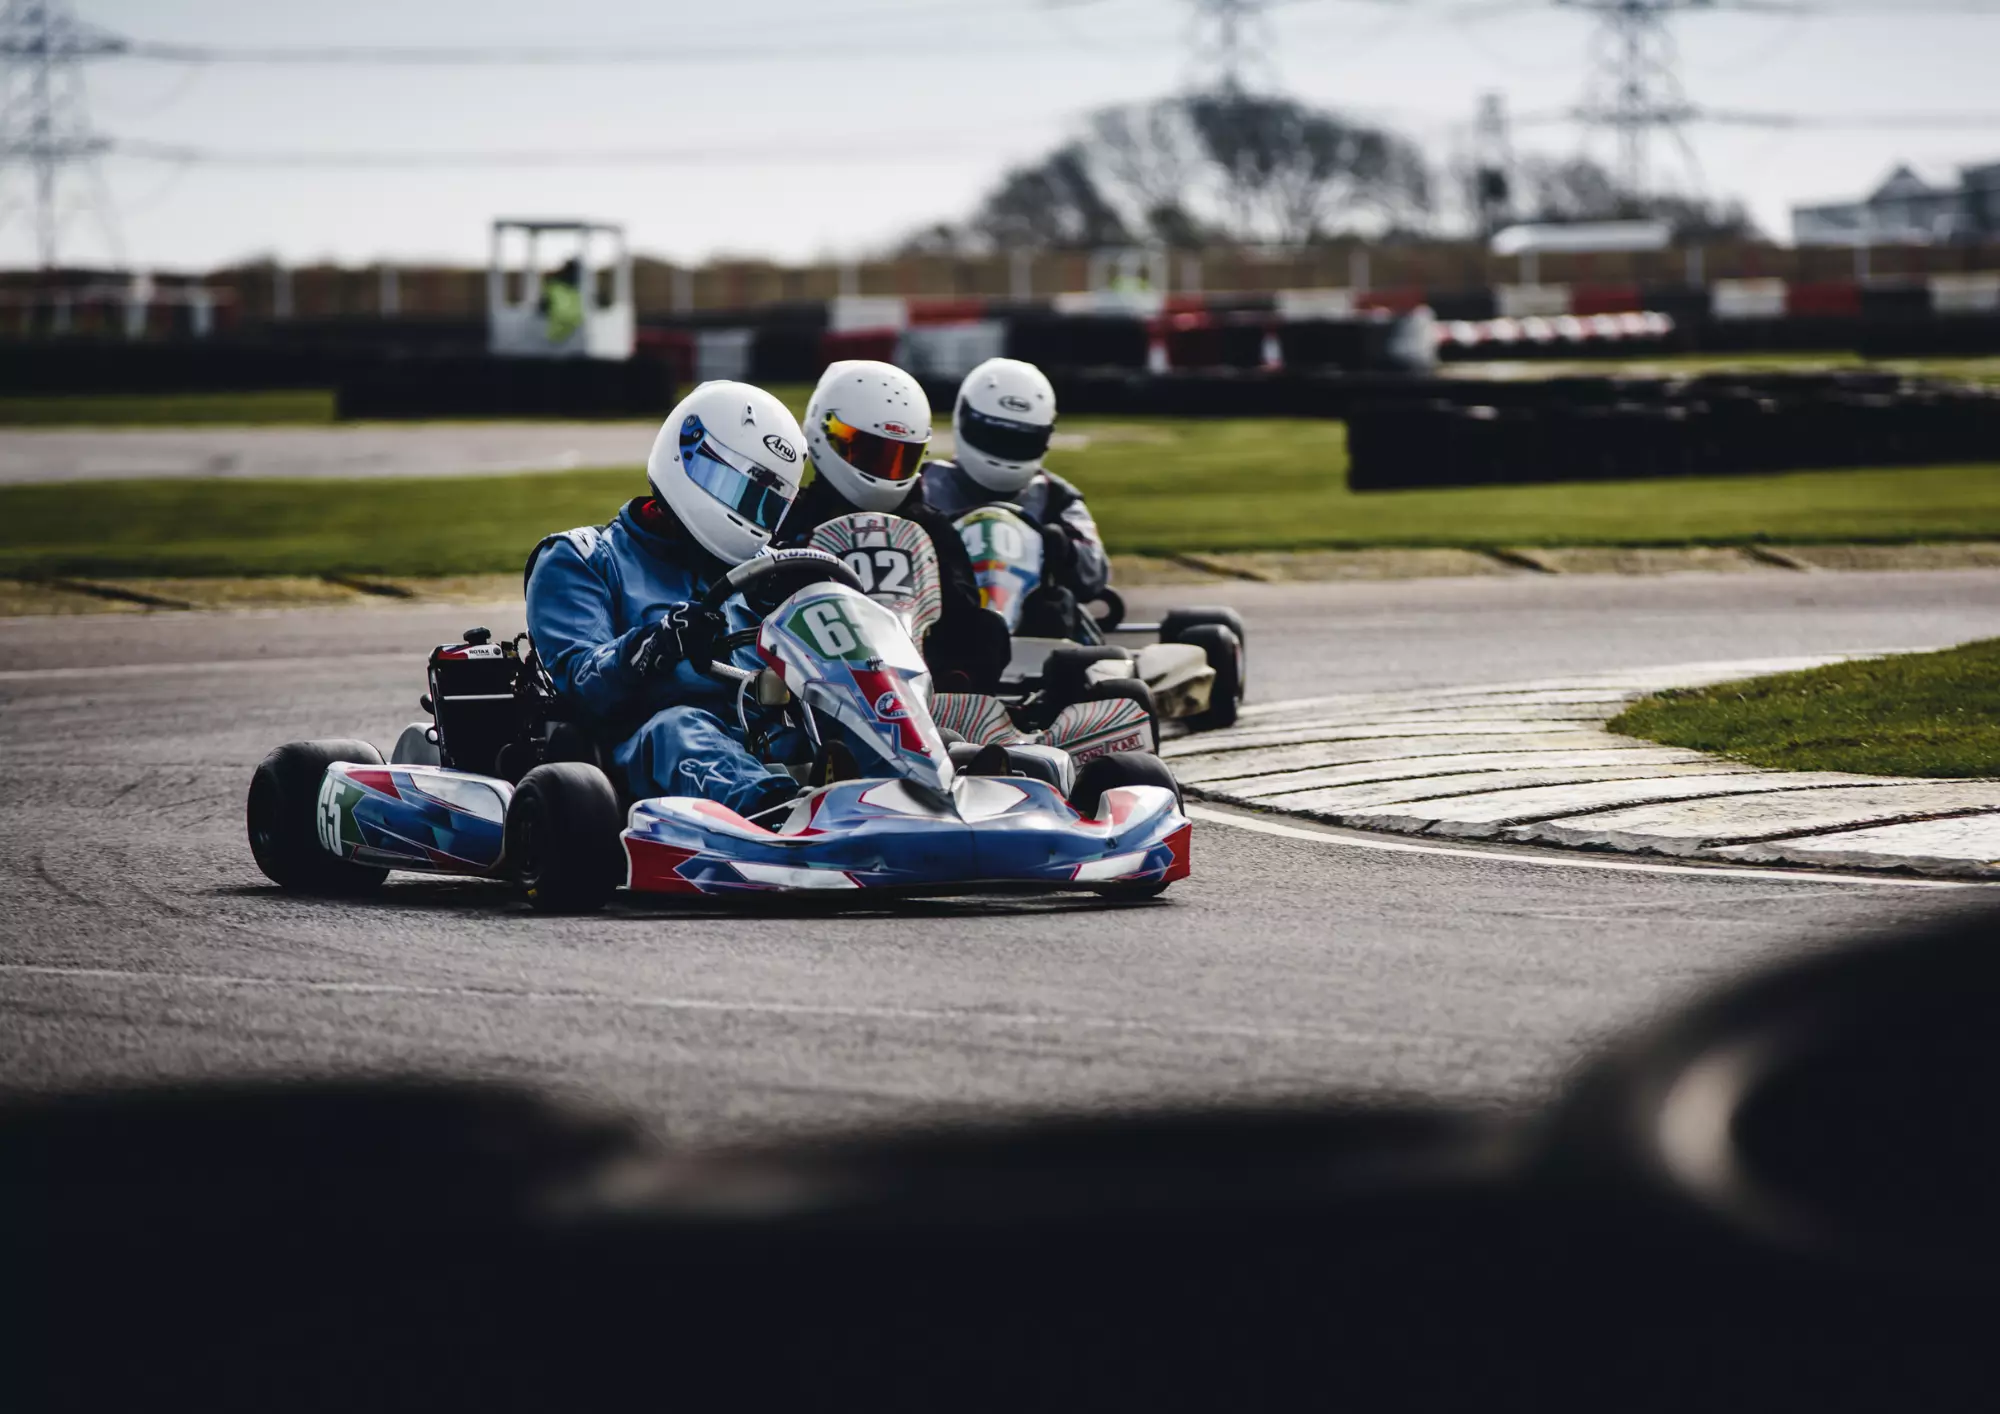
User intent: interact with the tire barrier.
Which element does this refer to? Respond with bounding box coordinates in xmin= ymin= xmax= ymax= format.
xmin=1346 ymin=375 xmax=2000 ymax=492
xmin=334 ymin=355 xmax=677 ymax=420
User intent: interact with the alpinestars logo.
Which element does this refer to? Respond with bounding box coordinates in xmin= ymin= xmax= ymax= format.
xmin=678 ymin=758 xmax=731 ymax=791
xmin=742 ymin=403 xmax=757 ymax=426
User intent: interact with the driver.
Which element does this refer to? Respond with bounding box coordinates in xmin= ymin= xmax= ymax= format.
xmin=918 ymin=357 xmax=1110 ymax=639
xmin=776 ymin=359 xmax=1006 ymax=688
xmin=525 ymin=380 xmax=808 ymax=821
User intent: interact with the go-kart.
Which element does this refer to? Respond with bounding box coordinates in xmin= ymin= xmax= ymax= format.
xmin=952 ymin=505 xmax=1247 ymax=731
xmin=246 ymin=545 xmax=1191 ymax=913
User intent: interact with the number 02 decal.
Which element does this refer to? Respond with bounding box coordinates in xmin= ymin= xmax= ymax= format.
xmin=842 ymin=549 xmax=914 ymax=599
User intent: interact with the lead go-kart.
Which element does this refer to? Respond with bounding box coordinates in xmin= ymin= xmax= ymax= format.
xmin=952 ymin=505 xmax=1247 ymax=732
xmin=247 ymin=519 xmax=1191 ymax=913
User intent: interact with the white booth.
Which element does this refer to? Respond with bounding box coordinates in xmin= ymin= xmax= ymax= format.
xmin=487 ymin=219 xmax=634 ymax=360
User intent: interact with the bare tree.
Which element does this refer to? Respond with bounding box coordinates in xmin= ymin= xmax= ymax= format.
xmin=935 ymin=94 xmax=1434 ymax=252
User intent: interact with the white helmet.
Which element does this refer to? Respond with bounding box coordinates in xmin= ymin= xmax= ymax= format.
xmin=803 ymin=360 xmax=932 ymax=513
xmin=953 ymin=357 xmax=1056 ymax=495
xmin=646 ymin=381 xmax=807 ymax=565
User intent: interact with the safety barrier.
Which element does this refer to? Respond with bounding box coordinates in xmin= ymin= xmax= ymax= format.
xmin=1346 ymin=375 xmax=2000 ymax=492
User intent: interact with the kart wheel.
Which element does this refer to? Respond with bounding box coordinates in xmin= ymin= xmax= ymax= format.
xmin=1161 ymin=607 xmax=1248 ymax=696
xmin=1041 ymin=645 xmax=1135 ymax=718
xmin=1068 ymin=751 xmax=1184 ymax=900
xmin=247 ymin=740 xmax=390 ymax=896
xmin=1176 ymin=624 xmax=1243 ymax=731
xmin=1069 ymin=749 xmax=1183 ymax=816
xmin=505 ymin=763 xmax=624 ymax=914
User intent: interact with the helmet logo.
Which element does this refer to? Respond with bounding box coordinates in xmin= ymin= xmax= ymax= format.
xmin=762 ymin=434 xmax=797 ymax=463
xmin=998 ymin=395 xmax=1032 ymax=413
xmin=742 ymin=404 xmax=757 ymax=426
xmin=882 ymin=420 xmax=914 ymax=437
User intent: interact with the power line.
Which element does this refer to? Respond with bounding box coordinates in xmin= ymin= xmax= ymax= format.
xmin=0 ymin=0 xmax=121 ymax=266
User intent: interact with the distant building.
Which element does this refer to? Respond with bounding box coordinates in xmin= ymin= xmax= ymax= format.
xmin=1793 ymin=162 xmax=2000 ymax=246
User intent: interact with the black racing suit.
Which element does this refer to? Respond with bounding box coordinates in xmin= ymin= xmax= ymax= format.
xmin=919 ymin=458 xmax=1112 ymax=641
xmin=775 ymin=475 xmax=1010 ymax=694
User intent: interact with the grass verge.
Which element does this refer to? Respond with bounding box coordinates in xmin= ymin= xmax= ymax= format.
xmin=5 ymin=416 xmax=2000 ymax=578
xmin=0 ymin=390 xmax=339 ymax=427
xmin=1610 ymin=640 xmax=2000 ymax=778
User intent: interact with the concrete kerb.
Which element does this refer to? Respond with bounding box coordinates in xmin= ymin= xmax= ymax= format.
xmin=1172 ymin=653 xmax=2000 ymax=881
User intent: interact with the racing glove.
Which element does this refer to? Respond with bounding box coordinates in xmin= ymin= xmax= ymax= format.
xmin=629 ymin=601 xmax=725 ymax=677
xmin=1039 ymin=523 xmax=1076 ymax=587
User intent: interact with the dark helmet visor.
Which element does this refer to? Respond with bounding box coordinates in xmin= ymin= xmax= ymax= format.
xmin=957 ymin=400 xmax=1053 ymax=465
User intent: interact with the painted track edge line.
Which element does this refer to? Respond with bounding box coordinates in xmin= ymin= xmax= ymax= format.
xmin=1187 ymin=804 xmax=1980 ymax=890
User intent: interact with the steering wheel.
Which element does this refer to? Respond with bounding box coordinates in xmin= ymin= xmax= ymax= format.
xmin=701 ymin=548 xmax=867 ymax=618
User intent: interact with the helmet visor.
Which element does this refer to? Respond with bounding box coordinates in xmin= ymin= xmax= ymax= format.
xmin=823 ymin=411 xmax=929 ymax=483
xmin=679 ymin=416 xmax=796 ymax=532
xmin=957 ymin=400 xmax=1053 ymax=465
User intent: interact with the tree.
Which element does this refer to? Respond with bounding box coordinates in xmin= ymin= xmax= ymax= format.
xmin=947 ymin=94 xmax=1433 ymax=252
xmin=1517 ymin=154 xmax=1759 ymax=242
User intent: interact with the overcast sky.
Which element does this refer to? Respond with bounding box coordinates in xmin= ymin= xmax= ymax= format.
xmin=9 ymin=0 xmax=1998 ymax=270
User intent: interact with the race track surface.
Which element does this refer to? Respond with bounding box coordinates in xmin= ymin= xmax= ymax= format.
xmin=4 ymin=569 xmax=1996 ymax=1147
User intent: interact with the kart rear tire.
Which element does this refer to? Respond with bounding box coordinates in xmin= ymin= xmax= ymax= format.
xmin=247 ymin=739 xmax=390 ymax=896
xmin=1161 ymin=607 xmax=1249 ymax=696
xmin=506 ymin=763 xmax=625 ymax=914
xmin=1176 ymin=624 xmax=1243 ymax=731
xmin=1042 ymin=645 xmax=1135 ymax=716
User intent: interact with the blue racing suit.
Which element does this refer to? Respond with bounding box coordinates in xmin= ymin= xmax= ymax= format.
xmin=919 ymin=459 xmax=1111 ymax=600
xmin=525 ymin=497 xmax=796 ymax=816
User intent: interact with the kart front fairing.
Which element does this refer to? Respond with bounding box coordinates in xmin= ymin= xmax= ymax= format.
xmin=624 ymin=776 xmax=1189 ymax=896
xmin=756 ymin=582 xmax=954 ymax=794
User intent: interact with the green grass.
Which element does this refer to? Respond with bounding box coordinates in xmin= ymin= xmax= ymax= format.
xmin=4 ymin=416 xmax=2000 ymax=578
xmin=0 ymin=390 xmax=339 ymax=427
xmin=1610 ymin=640 xmax=2000 ymax=778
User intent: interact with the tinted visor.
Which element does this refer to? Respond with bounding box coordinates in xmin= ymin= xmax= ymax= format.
xmin=679 ymin=416 xmax=795 ymax=532
xmin=823 ymin=411 xmax=928 ymax=483
xmin=957 ymin=400 xmax=1053 ymax=465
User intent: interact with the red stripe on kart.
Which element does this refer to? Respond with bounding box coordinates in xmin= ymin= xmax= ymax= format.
xmin=1163 ymin=823 xmax=1193 ymax=883
xmin=691 ymin=799 xmax=774 ymax=835
xmin=625 ymin=837 xmax=703 ymax=895
xmin=347 ymin=769 xmax=398 ymax=798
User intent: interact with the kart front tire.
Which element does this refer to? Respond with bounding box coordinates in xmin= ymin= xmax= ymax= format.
xmin=1069 ymin=750 xmax=1184 ymax=900
xmin=1069 ymin=749 xmax=1184 ymax=817
xmin=1176 ymin=624 xmax=1243 ymax=731
xmin=506 ymin=763 xmax=624 ymax=914
xmin=247 ymin=739 xmax=390 ymax=896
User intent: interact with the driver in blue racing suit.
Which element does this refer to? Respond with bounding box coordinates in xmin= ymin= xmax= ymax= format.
xmin=525 ymin=381 xmax=809 ymax=820
xmin=918 ymin=357 xmax=1110 ymax=640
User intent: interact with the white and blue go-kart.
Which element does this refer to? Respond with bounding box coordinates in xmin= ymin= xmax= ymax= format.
xmin=246 ymin=540 xmax=1191 ymax=913
xmin=954 ymin=505 xmax=1247 ymax=732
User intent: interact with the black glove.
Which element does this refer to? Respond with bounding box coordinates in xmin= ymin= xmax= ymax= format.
xmin=1039 ymin=523 xmax=1076 ymax=587
xmin=629 ymin=601 xmax=724 ymax=677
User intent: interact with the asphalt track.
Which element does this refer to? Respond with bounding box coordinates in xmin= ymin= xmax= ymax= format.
xmin=4 ymin=569 xmax=1997 ymax=1148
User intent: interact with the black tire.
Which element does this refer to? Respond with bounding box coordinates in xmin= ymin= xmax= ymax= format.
xmin=247 ymin=739 xmax=390 ymax=896
xmin=1177 ymin=624 xmax=1243 ymax=731
xmin=1161 ymin=607 xmax=1249 ymax=696
xmin=505 ymin=763 xmax=625 ymax=914
xmin=1068 ymin=749 xmax=1183 ymax=818
xmin=1079 ymin=678 xmax=1161 ymax=752
xmin=1041 ymin=645 xmax=1135 ymax=713
xmin=1067 ymin=751 xmax=1184 ymax=900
